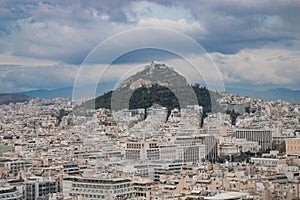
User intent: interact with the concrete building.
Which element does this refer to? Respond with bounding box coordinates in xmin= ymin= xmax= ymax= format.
xmin=159 ymin=144 xmax=177 ymax=161
xmin=219 ymin=137 xmax=261 ymax=156
xmin=129 ymin=161 xmax=187 ymax=181
xmin=250 ymin=157 xmax=279 ymax=167
xmin=286 ymin=138 xmax=300 ymax=155
xmin=63 ymin=163 xmax=81 ymax=175
xmin=234 ymin=129 xmax=272 ymax=150
xmin=0 ymin=185 xmax=22 ymax=200
xmin=204 ymin=192 xmax=250 ymax=200
xmin=0 ymin=160 xmax=32 ymax=176
xmin=24 ymin=178 xmax=57 ymax=200
xmin=126 ymin=138 xmax=206 ymax=164
xmin=125 ymin=142 xmax=159 ymax=161
xmin=62 ymin=176 xmax=134 ymax=200
xmin=174 ymin=136 xmax=206 ymax=163
xmin=132 ymin=178 xmax=156 ymax=200
xmin=177 ymin=144 xmax=206 ymax=164
xmin=202 ymin=135 xmax=218 ymax=161
xmin=219 ymin=144 xmax=239 ymax=156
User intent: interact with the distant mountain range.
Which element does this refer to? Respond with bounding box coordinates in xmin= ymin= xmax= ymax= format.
xmin=18 ymin=87 xmax=73 ymax=99
xmin=14 ymin=86 xmax=300 ymax=104
xmin=16 ymin=82 xmax=114 ymax=99
xmin=226 ymin=87 xmax=300 ymax=103
xmin=0 ymin=94 xmax=31 ymax=104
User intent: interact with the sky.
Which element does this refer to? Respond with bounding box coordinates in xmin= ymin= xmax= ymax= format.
xmin=0 ymin=0 xmax=300 ymax=93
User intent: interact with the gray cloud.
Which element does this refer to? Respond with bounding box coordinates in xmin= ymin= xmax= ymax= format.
xmin=1 ymin=0 xmax=298 ymax=63
xmin=0 ymin=65 xmax=77 ymax=92
xmin=180 ymin=0 xmax=300 ymax=53
xmin=0 ymin=0 xmax=299 ymax=92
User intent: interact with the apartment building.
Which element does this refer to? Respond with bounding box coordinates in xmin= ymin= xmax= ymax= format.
xmin=62 ymin=176 xmax=134 ymax=200
xmin=24 ymin=177 xmax=57 ymax=200
xmin=0 ymin=185 xmax=22 ymax=200
xmin=125 ymin=142 xmax=159 ymax=160
xmin=286 ymin=138 xmax=300 ymax=155
xmin=0 ymin=159 xmax=32 ymax=176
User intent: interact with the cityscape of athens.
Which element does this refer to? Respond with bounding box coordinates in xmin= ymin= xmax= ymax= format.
xmin=1 ymin=1 xmax=300 ymax=200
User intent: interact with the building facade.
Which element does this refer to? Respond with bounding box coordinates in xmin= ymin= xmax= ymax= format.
xmin=234 ymin=129 xmax=272 ymax=150
xmin=63 ymin=176 xmax=135 ymax=200
xmin=24 ymin=179 xmax=57 ymax=200
xmin=286 ymin=138 xmax=300 ymax=155
xmin=0 ymin=185 xmax=22 ymax=200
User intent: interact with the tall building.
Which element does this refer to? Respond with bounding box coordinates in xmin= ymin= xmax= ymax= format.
xmin=234 ymin=129 xmax=272 ymax=150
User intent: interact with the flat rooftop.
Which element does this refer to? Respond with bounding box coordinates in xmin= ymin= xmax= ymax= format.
xmin=204 ymin=192 xmax=250 ymax=200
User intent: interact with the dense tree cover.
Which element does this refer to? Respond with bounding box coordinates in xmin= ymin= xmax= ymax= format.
xmin=226 ymin=110 xmax=240 ymax=125
xmin=93 ymin=84 xmax=214 ymax=115
xmin=56 ymin=109 xmax=69 ymax=125
xmin=129 ymin=84 xmax=180 ymax=111
xmin=94 ymin=91 xmax=113 ymax=109
xmin=272 ymin=141 xmax=286 ymax=153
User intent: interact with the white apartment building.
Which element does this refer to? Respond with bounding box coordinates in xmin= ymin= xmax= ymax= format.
xmin=24 ymin=177 xmax=57 ymax=200
xmin=125 ymin=142 xmax=159 ymax=160
xmin=126 ymin=137 xmax=206 ymax=164
xmin=63 ymin=176 xmax=134 ymax=200
xmin=0 ymin=185 xmax=22 ymax=200
xmin=250 ymin=157 xmax=279 ymax=167
xmin=0 ymin=159 xmax=32 ymax=176
xmin=132 ymin=161 xmax=187 ymax=181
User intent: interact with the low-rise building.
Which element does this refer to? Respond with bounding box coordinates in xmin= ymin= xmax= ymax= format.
xmin=250 ymin=157 xmax=279 ymax=167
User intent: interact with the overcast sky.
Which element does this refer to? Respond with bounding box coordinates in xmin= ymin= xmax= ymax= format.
xmin=0 ymin=0 xmax=299 ymax=93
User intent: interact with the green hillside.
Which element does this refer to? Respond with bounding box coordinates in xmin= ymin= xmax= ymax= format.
xmin=89 ymin=84 xmax=217 ymax=115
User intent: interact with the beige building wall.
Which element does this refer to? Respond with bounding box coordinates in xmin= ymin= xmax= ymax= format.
xmin=286 ymin=138 xmax=300 ymax=155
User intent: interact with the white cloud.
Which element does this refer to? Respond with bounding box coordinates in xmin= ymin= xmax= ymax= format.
xmin=1 ymin=46 xmax=299 ymax=94
xmin=0 ymin=1 xmax=207 ymax=64
xmin=0 ymin=65 xmax=78 ymax=92
xmin=211 ymin=48 xmax=300 ymax=88
xmin=0 ymin=54 xmax=59 ymax=67
xmin=138 ymin=18 xmax=205 ymax=35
